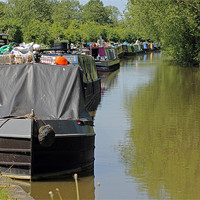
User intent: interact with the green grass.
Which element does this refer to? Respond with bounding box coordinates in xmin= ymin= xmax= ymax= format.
xmin=0 ymin=175 xmax=18 ymax=200
xmin=0 ymin=187 xmax=15 ymax=200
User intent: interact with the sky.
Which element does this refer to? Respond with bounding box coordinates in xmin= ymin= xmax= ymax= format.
xmin=79 ymin=0 xmax=128 ymax=13
xmin=0 ymin=0 xmax=128 ymax=14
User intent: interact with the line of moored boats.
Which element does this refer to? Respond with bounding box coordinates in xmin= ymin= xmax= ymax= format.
xmin=0 ymin=38 xmax=160 ymax=181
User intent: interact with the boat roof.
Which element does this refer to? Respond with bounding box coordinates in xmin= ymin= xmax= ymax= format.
xmin=0 ymin=63 xmax=92 ymax=121
xmin=41 ymin=54 xmax=98 ymax=82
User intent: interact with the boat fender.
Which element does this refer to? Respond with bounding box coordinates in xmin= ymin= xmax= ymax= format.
xmin=38 ymin=124 xmax=55 ymax=147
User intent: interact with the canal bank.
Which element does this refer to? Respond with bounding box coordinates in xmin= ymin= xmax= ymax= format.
xmin=0 ymin=176 xmax=34 ymax=199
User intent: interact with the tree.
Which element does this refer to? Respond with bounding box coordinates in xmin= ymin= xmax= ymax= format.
xmin=105 ymin=5 xmax=121 ymax=26
xmin=6 ymin=0 xmax=52 ymax=27
xmin=0 ymin=0 xmax=137 ymax=46
xmin=82 ymin=0 xmax=110 ymax=25
xmin=22 ymin=19 xmax=51 ymax=44
xmin=0 ymin=2 xmax=6 ymax=19
xmin=49 ymin=22 xmax=66 ymax=45
xmin=65 ymin=19 xmax=81 ymax=43
xmin=51 ymin=0 xmax=81 ymax=28
xmin=0 ymin=2 xmax=8 ymax=33
xmin=79 ymin=21 xmax=101 ymax=42
xmin=126 ymin=0 xmax=200 ymax=65
xmin=10 ymin=26 xmax=23 ymax=43
xmin=107 ymin=26 xmax=122 ymax=42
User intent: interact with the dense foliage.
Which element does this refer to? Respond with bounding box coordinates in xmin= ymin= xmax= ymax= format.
xmin=0 ymin=0 xmax=129 ymax=46
xmin=126 ymin=0 xmax=200 ymax=65
xmin=0 ymin=0 xmax=199 ymax=65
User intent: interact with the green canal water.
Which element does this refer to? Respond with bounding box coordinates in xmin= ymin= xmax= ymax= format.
xmin=21 ymin=52 xmax=200 ymax=199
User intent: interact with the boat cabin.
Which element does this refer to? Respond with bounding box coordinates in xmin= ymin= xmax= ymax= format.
xmin=86 ymin=46 xmax=118 ymax=61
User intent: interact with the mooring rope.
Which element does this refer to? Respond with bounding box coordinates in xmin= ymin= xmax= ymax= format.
xmin=0 ymin=110 xmax=55 ymax=147
xmin=0 ymin=119 xmax=10 ymax=129
xmin=0 ymin=110 xmax=35 ymax=128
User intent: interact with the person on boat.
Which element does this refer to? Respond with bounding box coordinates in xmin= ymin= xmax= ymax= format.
xmin=136 ymin=39 xmax=140 ymax=44
xmin=97 ymin=39 xmax=100 ymax=47
xmin=33 ymin=42 xmax=40 ymax=51
xmin=143 ymin=41 xmax=148 ymax=53
xmin=150 ymin=42 xmax=153 ymax=51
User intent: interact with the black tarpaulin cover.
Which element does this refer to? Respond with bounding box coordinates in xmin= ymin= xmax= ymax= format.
xmin=0 ymin=63 xmax=91 ymax=121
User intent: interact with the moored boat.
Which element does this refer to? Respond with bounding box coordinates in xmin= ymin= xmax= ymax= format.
xmin=40 ymin=49 xmax=101 ymax=112
xmin=133 ymin=43 xmax=143 ymax=53
xmin=113 ymin=44 xmax=125 ymax=58
xmin=0 ymin=63 xmax=95 ymax=180
xmin=86 ymin=46 xmax=120 ymax=72
xmin=124 ymin=44 xmax=135 ymax=56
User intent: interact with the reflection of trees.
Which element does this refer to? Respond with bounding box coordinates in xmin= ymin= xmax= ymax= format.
xmin=120 ymin=52 xmax=162 ymax=67
xmin=120 ymin=64 xmax=200 ymax=199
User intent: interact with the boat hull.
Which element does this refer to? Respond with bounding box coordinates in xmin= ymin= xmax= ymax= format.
xmin=84 ymin=79 xmax=101 ymax=112
xmin=95 ymin=59 xmax=120 ymax=72
xmin=0 ymin=119 xmax=95 ymax=180
xmin=118 ymin=52 xmax=125 ymax=58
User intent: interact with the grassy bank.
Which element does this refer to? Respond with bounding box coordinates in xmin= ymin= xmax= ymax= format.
xmin=0 ymin=188 xmax=12 ymax=200
xmin=0 ymin=176 xmax=13 ymax=200
xmin=0 ymin=176 xmax=34 ymax=200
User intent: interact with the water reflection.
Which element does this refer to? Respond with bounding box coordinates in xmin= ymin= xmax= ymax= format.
xmin=120 ymin=52 xmax=162 ymax=66
xmin=16 ymin=176 xmax=95 ymax=200
xmin=94 ymin=52 xmax=160 ymax=199
xmin=120 ymin=60 xmax=200 ymax=199
xmin=98 ymin=69 xmax=120 ymax=96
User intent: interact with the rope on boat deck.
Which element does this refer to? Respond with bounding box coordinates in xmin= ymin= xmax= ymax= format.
xmin=0 ymin=110 xmax=35 ymax=128
xmin=0 ymin=119 xmax=10 ymax=129
xmin=0 ymin=110 xmax=35 ymax=121
xmin=0 ymin=110 xmax=55 ymax=147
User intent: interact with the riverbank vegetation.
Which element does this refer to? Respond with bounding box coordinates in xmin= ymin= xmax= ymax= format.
xmin=0 ymin=0 xmax=132 ymax=45
xmin=126 ymin=0 xmax=200 ymax=66
xmin=0 ymin=176 xmax=15 ymax=200
xmin=0 ymin=188 xmax=12 ymax=200
xmin=0 ymin=0 xmax=199 ymax=65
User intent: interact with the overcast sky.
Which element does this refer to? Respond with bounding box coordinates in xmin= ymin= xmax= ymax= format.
xmin=0 ymin=0 xmax=128 ymax=13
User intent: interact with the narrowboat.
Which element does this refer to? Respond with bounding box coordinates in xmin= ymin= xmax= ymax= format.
xmin=39 ymin=51 xmax=101 ymax=112
xmin=86 ymin=46 xmax=120 ymax=72
xmin=133 ymin=43 xmax=143 ymax=53
xmin=0 ymin=63 xmax=95 ymax=180
xmin=113 ymin=45 xmax=125 ymax=58
xmin=125 ymin=45 xmax=135 ymax=56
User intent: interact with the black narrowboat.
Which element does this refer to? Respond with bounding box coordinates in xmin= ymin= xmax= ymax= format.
xmin=0 ymin=63 xmax=95 ymax=180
